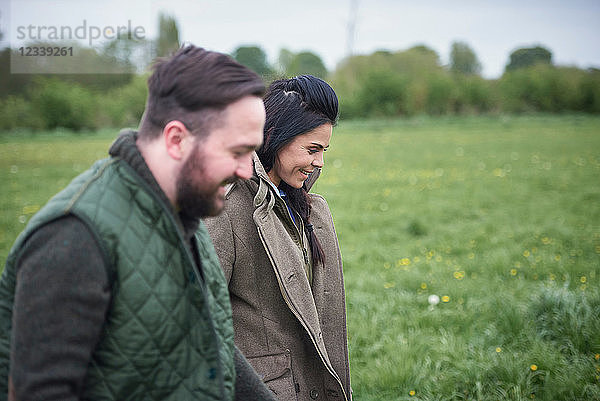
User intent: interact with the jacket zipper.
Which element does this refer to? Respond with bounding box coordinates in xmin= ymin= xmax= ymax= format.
xmin=256 ymin=226 xmax=348 ymax=401
xmin=273 ymin=265 xmax=349 ymax=401
xmin=260 ymin=186 xmax=348 ymax=400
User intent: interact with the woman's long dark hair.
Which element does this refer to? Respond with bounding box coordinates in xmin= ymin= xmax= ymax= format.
xmin=256 ymin=75 xmax=338 ymax=267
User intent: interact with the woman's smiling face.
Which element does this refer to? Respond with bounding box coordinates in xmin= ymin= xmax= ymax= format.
xmin=267 ymin=123 xmax=332 ymax=188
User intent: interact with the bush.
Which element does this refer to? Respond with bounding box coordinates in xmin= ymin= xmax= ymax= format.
xmin=354 ymin=70 xmax=408 ymax=117
xmin=453 ymin=75 xmax=497 ymax=114
xmin=425 ymin=74 xmax=457 ymax=115
xmin=580 ymin=69 xmax=600 ymax=113
xmin=0 ymin=96 xmax=44 ymax=131
xmin=498 ymin=65 xmax=595 ymax=113
xmin=97 ymin=74 xmax=148 ymax=128
xmin=30 ymin=78 xmax=97 ymax=131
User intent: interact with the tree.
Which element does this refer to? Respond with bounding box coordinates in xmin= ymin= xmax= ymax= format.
xmin=409 ymin=45 xmax=438 ymax=58
xmin=276 ymin=48 xmax=294 ymax=76
xmin=393 ymin=45 xmax=443 ymax=75
xmin=101 ymin=36 xmax=144 ymax=74
xmin=287 ymin=51 xmax=328 ymax=79
xmin=505 ymin=46 xmax=552 ymax=72
xmin=232 ymin=45 xmax=272 ymax=77
xmin=450 ymin=41 xmax=481 ymax=75
xmin=156 ymin=13 xmax=180 ymax=58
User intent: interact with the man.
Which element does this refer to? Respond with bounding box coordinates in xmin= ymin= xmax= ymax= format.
xmin=0 ymin=45 xmax=275 ymax=400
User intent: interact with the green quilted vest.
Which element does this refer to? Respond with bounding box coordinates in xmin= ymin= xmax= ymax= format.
xmin=0 ymin=157 xmax=235 ymax=400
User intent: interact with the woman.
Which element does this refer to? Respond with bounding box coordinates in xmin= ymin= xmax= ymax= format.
xmin=205 ymin=75 xmax=351 ymax=401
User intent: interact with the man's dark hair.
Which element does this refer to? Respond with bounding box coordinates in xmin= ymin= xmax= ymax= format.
xmin=257 ymin=75 xmax=338 ymax=267
xmin=139 ymin=45 xmax=265 ymax=139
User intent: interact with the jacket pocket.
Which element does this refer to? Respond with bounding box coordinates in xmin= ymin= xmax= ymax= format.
xmin=247 ymin=351 xmax=296 ymax=400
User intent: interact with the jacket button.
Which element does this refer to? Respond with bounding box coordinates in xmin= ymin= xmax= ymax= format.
xmin=310 ymin=389 xmax=319 ymax=399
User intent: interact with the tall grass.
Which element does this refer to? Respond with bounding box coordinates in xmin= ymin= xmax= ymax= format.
xmin=1 ymin=115 xmax=599 ymax=400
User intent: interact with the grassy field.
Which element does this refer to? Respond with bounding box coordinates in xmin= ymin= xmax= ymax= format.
xmin=1 ymin=116 xmax=600 ymax=400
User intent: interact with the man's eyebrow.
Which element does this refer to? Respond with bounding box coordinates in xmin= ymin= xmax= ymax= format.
xmin=232 ymin=144 xmax=259 ymax=151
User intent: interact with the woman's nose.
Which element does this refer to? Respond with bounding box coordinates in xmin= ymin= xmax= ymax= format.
xmin=312 ymin=152 xmax=324 ymax=168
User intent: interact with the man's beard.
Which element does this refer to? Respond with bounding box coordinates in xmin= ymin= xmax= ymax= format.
xmin=176 ymin=145 xmax=234 ymax=219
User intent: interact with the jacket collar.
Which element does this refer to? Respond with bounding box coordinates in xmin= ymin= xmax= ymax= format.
xmin=109 ymin=129 xmax=199 ymax=240
xmin=109 ymin=129 xmax=171 ymax=209
xmin=252 ymin=153 xmax=278 ymax=190
xmin=249 ymin=153 xmax=280 ymax=208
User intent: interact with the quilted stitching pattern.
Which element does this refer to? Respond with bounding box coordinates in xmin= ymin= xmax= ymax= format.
xmin=0 ymin=158 xmax=235 ymax=401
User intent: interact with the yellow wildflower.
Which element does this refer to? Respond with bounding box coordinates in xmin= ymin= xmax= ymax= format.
xmin=453 ymin=271 xmax=465 ymax=280
xmin=530 ymin=364 xmax=538 ymax=371
xmin=441 ymin=295 xmax=450 ymax=303
xmin=22 ymin=205 xmax=41 ymax=215
xmin=409 ymin=390 xmax=416 ymax=396
xmin=496 ymin=347 xmax=502 ymax=353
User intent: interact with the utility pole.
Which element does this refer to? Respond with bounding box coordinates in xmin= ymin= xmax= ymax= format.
xmin=346 ymin=0 xmax=358 ymax=57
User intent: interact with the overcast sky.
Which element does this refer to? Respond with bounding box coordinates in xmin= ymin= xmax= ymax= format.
xmin=2 ymin=0 xmax=599 ymax=78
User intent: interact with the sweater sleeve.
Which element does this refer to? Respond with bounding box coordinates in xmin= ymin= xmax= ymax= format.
xmin=10 ymin=215 xmax=111 ymax=401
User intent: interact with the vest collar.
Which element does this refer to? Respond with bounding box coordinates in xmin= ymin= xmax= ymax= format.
xmin=109 ymin=129 xmax=199 ymax=239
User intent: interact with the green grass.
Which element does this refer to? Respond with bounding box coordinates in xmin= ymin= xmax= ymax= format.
xmin=312 ymin=115 xmax=600 ymax=401
xmin=1 ymin=116 xmax=600 ymax=400
xmin=0 ymin=128 xmax=118 ymax=261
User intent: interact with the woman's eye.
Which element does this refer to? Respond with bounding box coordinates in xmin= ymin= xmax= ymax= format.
xmin=308 ymin=148 xmax=318 ymax=154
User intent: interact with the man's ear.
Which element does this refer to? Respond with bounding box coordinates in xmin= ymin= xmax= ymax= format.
xmin=163 ymin=120 xmax=192 ymax=161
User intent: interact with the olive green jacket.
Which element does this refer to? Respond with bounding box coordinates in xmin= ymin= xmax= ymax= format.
xmin=0 ymin=154 xmax=235 ymax=400
xmin=205 ymin=154 xmax=350 ymax=401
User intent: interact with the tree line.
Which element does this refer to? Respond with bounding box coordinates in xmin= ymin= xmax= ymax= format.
xmin=332 ymin=44 xmax=600 ymax=118
xmin=1 ymin=15 xmax=599 ymax=132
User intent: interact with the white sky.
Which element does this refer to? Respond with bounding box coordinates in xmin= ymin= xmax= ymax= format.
xmin=1 ymin=0 xmax=599 ymax=78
